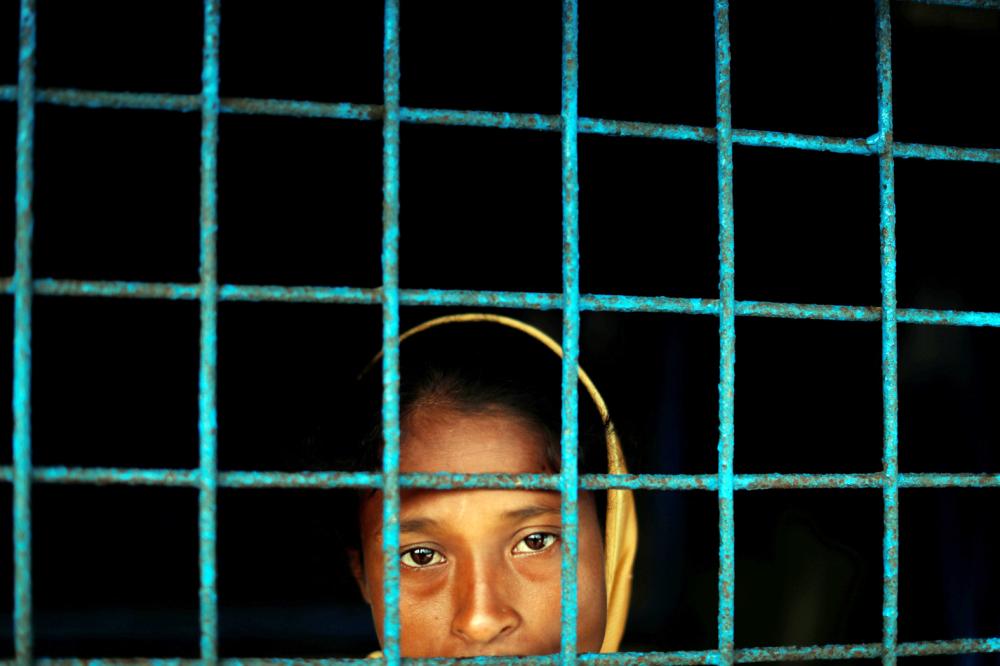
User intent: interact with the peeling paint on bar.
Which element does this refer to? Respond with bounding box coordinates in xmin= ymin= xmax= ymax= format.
xmin=39 ymin=88 xmax=201 ymax=112
xmin=220 ymin=284 xmax=382 ymax=305
xmin=403 ymin=288 xmax=562 ymax=309
xmin=897 ymin=308 xmax=1000 ymax=327
xmin=904 ymin=0 xmax=1000 ymax=8
xmin=737 ymin=473 xmax=884 ymax=491
xmin=380 ymin=1 xmax=403 ymax=663
xmin=583 ymin=474 xmax=718 ymax=491
xmin=7 ymin=281 xmax=1000 ymax=329
xmin=899 ymin=473 xmax=1000 ymax=488
xmin=1 ymin=468 xmax=997 ymax=492
xmin=197 ymin=1 xmax=222 ymax=662
xmin=3 ymin=84 xmax=998 ymax=163
xmin=714 ymin=2 xmax=737 ymax=664
xmin=894 ymin=636 xmax=1000 ymax=656
xmin=584 ymin=294 xmax=720 ymax=315
xmin=580 ymin=117 xmax=715 ymax=142
xmin=19 ymin=633 xmax=1000 ymax=664
xmin=559 ymin=1 xmax=582 ymax=662
xmin=580 ymin=653 xmax=715 ymax=666
xmin=32 ymin=661 xmax=199 ymax=666
xmin=34 ymin=278 xmax=201 ymax=300
xmin=12 ymin=1 xmax=36 ymax=662
xmin=403 ymin=107 xmax=559 ymax=132
xmin=225 ymin=98 xmax=380 ymax=121
xmin=875 ymin=3 xmax=900 ymax=665
xmin=733 ymin=129 xmax=871 ymax=155
xmin=737 ymin=301 xmax=875 ymax=322
xmin=894 ymin=142 xmax=1000 ymax=163
xmin=32 ymin=467 xmax=201 ymax=487
xmin=736 ymin=642 xmax=881 ymax=662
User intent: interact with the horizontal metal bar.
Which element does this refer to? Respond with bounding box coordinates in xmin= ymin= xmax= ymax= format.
xmin=35 ymin=88 xmax=201 ymax=112
xmin=1 ymin=86 xmax=996 ymax=164
xmin=894 ymin=636 xmax=1000 ymax=656
xmin=227 ymin=97 xmax=380 ymax=121
xmin=3 ymin=467 xmax=997 ymax=490
xmin=740 ymin=301 xmax=1000 ymax=326
xmin=9 ymin=279 xmax=1000 ymax=328
xmin=899 ymin=473 xmax=1000 ymax=488
xmin=402 ymin=288 xmax=563 ymax=309
xmin=33 ymin=661 xmax=199 ymax=666
xmin=739 ymin=300 xmax=874 ymax=322
xmin=34 ymin=278 xmax=200 ymax=300
xmin=584 ymin=474 xmax=718 ymax=491
xmin=14 ymin=635 xmax=1000 ymax=664
xmin=27 ymin=467 xmax=200 ymax=486
xmin=902 ymin=0 xmax=1000 ymax=8
xmin=734 ymin=635 xmax=1000 ymax=663
xmin=894 ymin=142 xmax=1000 ymax=163
xmin=406 ymin=107 xmax=560 ymax=133
xmin=220 ymin=284 xmax=381 ymax=305
xmin=896 ymin=307 xmax=1000 ymax=327
xmin=735 ymin=643 xmax=880 ymax=663
xmin=736 ymin=474 xmax=1000 ymax=490
xmin=737 ymin=474 xmax=883 ymax=490
xmin=736 ymin=129 xmax=870 ymax=156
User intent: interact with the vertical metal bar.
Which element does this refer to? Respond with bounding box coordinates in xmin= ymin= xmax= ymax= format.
xmin=560 ymin=0 xmax=581 ymax=662
xmin=12 ymin=1 xmax=36 ymax=663
xmin=875 ymin=1 xmax=899 ymax=665
xmin=714 ymin=1 xmax=736 ymax=664
xmin=198 ymin=0 xmax=221 ymax=661
xmin=381 ymin=0 xmax=402 ymax=664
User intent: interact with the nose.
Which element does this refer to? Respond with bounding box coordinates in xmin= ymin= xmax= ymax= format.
xmin=450 ymin=559 xmax=521 ymax=646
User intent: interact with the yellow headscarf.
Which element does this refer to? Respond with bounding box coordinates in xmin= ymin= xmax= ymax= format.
xmin=367 ymin=313 xmax=638 ymax=654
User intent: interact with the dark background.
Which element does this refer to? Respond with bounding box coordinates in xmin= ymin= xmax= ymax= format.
xmin=0 ymin=0 xmax=998 ymax=661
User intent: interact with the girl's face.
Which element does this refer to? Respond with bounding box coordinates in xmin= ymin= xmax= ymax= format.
xmin=354 ymin=405 xmax=607 ymax=657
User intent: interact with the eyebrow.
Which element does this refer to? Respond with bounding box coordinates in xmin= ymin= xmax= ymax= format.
xmin=502 ymin=504 xmax=561 ymax=522
xmin=399 ymin=517 xmax=439 ymax=534
xmin=397 ymin=505 xmax=560 ymax=536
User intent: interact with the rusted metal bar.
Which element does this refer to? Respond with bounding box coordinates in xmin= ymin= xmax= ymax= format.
xmin=736 ymin=473 xmax=884 ymax=491
xmin=903 ymin=0 xmax=1000 ymax=8
xmin=196 ymin=1 xmax=222 ymax=662
xmin=380 ymin=1 xmax=403 ymax=663
xmin=2 ymin=85 xmax=997 ymax=164
xmin=714 ymin=2 xmax=737 ymax=664
xmin=875 ymin=2 xmax=900 ymax=665
xmin=12 ymin=1 xmax=36 ymax=662
xmin=10 ymin=280 xmax=1000 ymax=328
xmin=560 ymin=0 xmax=582 ymax=661
xmin=1 ymin=467 xmax=997 ymax=491
xmin=735 ymin=642 xmax=881 ymax=663
xmin=19 ymin=634 xmax=1000 ymax=664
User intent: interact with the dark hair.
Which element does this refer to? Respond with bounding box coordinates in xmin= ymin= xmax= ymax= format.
xmin=313 ymin=321 xmax=607 ymax=553
xmin=354 ymin=366 xmax=562 ymax=474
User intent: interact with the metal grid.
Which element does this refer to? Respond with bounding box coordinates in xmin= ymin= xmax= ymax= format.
xmin=5 ymin=0 xmax=1000 ymax=663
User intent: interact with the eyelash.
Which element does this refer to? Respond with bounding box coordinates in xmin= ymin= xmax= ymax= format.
xmin=512 ymin=532 xmax=559 ymax=555
xmin=399 ymin=532 xmax=559 ymax=569
xmin=400 ymin=547 xmax=446 ymax=569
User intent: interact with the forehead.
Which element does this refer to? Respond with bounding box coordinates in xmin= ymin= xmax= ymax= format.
xmin=400 ymin=406 xmax=552 ymax=474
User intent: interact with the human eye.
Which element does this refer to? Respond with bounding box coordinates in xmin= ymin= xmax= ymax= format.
xmin=512 ymin=532 xmax=559 ymax=555
xmin=400 ymin=546 xmax=446 ymax=569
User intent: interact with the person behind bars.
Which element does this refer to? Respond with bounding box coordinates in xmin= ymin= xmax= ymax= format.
xmin=334 ymin=314 xmax=637 ymax=657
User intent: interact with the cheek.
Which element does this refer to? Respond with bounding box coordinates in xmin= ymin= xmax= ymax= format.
xmin=360 ymin=542 xmax=388 ymax=644
xmin=576 ymin=548 xmax=607 ymax=651
xmin=515 ymin=554 xmax=566 ymax=644
xmin=398 ymin=573 xmax=453 ymax=654
xmin=576 ymin=506 xmax=608 ymax=651
xmin=509 ymin=543 xmax=590 ymax=648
